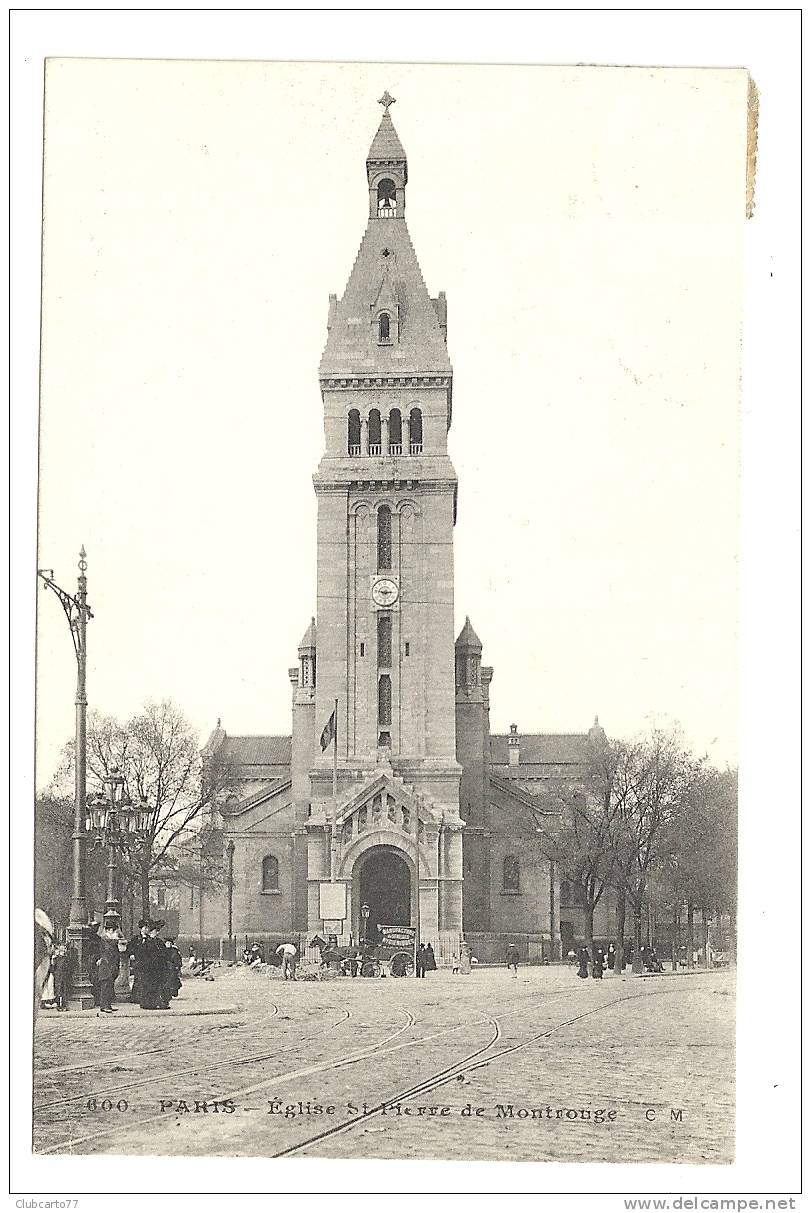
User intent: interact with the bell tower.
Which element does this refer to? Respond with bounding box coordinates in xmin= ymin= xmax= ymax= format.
xmin=305 ymin=96 xmax=463 ymax=941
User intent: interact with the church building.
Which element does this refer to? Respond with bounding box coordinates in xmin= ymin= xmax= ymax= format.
xmin=181 ymin=99 xmax=609 ymax=962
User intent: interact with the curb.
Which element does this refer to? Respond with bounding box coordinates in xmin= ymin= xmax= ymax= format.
xmin=39 ymin=1003 xmax=243 ymax=1019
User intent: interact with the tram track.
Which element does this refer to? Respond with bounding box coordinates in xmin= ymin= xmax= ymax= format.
xmin=36 ymin=1003 xmax=281 ymax=1078
xmin=34 ymin=1007 xmax=350 ymax=1113
xmin=37 ymin=1007 xmax=415 ymax=1154
xmin=36 ymin=977 xmax=695 ymax=1156
xmin=271 ymin=985 xmax=683 ymax=1157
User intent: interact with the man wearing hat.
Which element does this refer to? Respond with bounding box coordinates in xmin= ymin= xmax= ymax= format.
xmin=127 ymin=919 xmax=151 ymax=1005
xmin=96 ymin=916 xmax=126 ymax=1014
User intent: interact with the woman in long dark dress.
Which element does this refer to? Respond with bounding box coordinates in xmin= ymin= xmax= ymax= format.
xmin=576 ymin=946 xmax=590 ymax=979
xmin=592 ymin=946 xmax=605 ymax=979
xmin=139 ymin=925 xmax=168 ymax=1009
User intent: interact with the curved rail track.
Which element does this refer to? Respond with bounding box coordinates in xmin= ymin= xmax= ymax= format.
xmin=38 ymin=1003 xmax=281 ymax=1078
xmin=33 ymin=979 xmax=697 ymax=1156
xmin=270 ymin=985 xmax=681 ymax=1157
xmin=34 ymin=1007 xmax=350 ymax=1113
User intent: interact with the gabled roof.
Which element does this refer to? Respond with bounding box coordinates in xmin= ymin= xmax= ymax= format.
xmin=490 ymin=733 xmax=589 ymax=766
xmin=220 ymin=735 xmax=291 ymax=768
xmin=221 ymin=778 xmax=292 ymax=817
xmin=367 ymin=111 xmax=407 ymax=167
xmin=490 ymin=772 xmax=559 ymax=816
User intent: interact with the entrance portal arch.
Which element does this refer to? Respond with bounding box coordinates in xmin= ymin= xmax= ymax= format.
xmin=355 ymin=845 xmax=412 ymax=943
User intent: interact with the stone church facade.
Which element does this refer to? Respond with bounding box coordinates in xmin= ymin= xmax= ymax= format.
xmin=178 ymin=102 xmax=612 ymax=962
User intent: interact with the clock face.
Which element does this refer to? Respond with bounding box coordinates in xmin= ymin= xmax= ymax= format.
xmin=372 ymin=577 xmax=399 ymax=607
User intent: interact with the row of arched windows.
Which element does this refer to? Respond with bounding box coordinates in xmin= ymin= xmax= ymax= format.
xmin=348 ymin=408 xmax=422 ymax=456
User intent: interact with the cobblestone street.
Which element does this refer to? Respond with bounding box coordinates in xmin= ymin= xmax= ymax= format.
xmin=33 ymin=963 xmax=735 ymax=1163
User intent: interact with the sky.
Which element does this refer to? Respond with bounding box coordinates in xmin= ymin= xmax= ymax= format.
xmin=35 ymin=60 xmax=746 ymax=787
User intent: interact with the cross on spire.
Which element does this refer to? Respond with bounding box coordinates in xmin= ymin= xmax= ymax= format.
xmin=378 ymin=90 xmax=396 ymax=114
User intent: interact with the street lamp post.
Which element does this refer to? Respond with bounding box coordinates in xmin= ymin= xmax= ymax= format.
xmin=38 ymin=548 xmax=94 ymax=1006
xmin=226 ymin=840 xmax=235 ymax=961
xmin=360 ymin=902 xmax=370 ymax=945
xmin=86 ymin=769 xmax=158 ymax=999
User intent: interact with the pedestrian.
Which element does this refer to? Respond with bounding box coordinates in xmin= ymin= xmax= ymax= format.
xmin=416 ymin=944 xmax=426 ymax=978
xmin=451 ymin=952 xmax=460 ymax=975
xmin=505 ymin=941 xmax=520 ymax=978
xmin=34 ymin=909 xmax=56 ymax=1018
xmin=127 ymin=919 xmax=151 ymax=1004
xmin=424 ymin=943 xmax=437 ymax=974
xmin=149 ymin=922 xmax=172 ymax=1008
xmin=606 ymin=942 xmax=617 ymax=973
xmin=51 ymin=942 xmax=70 ymax=1010
xmin=40 ymin=938 xmax=57 ymax=1009
xmin=276 ymin=942 xmax=298 ymax=980
xmin=95 ymin=920 xmax=125 ymax=1014
xmin=592 ymin=946 xmax=605 ymax=979
xmin=163 ymin=938 xmax=183 ymax=1000
xmin=576 ymin=945 xmax=590 ymax=979
xmin=136 ymin=921 xmax=168 ymax=1010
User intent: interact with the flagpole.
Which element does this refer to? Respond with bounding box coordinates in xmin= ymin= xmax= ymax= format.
xmin=330 ymin=696 xmax=338 ymax=882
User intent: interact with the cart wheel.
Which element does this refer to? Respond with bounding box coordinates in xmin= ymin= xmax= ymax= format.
xmin=360 ymin=961 xmax=376 ymax=978
xmin=390 ymin=952 xmax=414 ymax=978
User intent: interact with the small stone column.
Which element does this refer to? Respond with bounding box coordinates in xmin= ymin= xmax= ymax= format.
xmin=360 ymin=417 xmax=369 ymax=456
xmin=381 ymin=415 xmax=390 ymax=455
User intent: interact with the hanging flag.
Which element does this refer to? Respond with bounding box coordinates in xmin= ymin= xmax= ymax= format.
xmin=320 ymin=708 xmax=337 ymax=751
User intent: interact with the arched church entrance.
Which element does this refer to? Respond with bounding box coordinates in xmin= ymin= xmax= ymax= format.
xmin=356 ymin=846 xmax=411 ymax=943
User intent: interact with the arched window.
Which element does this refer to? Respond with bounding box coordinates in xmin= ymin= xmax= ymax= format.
xmin=368 ymin=409 xmax=381 ymax=454
xmin=409 ymin=407 xmax=423 ymax=454
xmin=347 ymin=409 xmax=361 ymax=455
xmin=378 ymin=313 xmax=391 ymax=343
xmin=378 ymin=674 xmax=392 ymax=726
xmin=262 ymin=854 xmax=279 ymax=893
xmin=503 ymin=855 xmax=520 ymax=893
xmin=377 ymin=505 xmax=392 ymax=570
xmin=377 ymin=178 xmax=396 ymax=217
xmin=377 ymin=613 xmax=392 ymax=666
xmin=389 ymin=408 xmax=402 ymax=454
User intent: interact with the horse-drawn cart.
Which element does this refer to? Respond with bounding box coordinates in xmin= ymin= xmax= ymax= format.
xmin=310 ymin=924 xmax=416 ymax=978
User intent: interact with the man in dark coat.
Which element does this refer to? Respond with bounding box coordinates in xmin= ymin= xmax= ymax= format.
xmin=592 ymin=946 xmax=605 ymax=979
xmin=96 ymin=923 xmax=124 ymax=1013
xmin=416 ymin=944 xmax=425 ymax=978
xmin=136 ymin=922 xmax=168 ymax=1010
xmin=505 ymin=942 xmax=520 ymax=978
xmin=127 ymin=919 xmax=151 ymax=1004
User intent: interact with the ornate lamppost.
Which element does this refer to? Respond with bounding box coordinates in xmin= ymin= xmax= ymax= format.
xmin=360 ymin=902 xmax=370 ymax=945
xmin=85 ymin=768 xmax=157 ymax=999
xmin=38 ymin=548 xmax=94 ymax=1006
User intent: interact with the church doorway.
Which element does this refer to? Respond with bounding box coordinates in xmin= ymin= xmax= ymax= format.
xmin=357 ymin=847 xmax=411 ymax=943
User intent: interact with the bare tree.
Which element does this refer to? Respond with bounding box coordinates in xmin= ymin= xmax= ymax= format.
xmin=532 ymin=732 xmax=622 ymax=954
xmin=610 ymin=725 xmax=699 ymax=974
xmin=657 ymin=764 xmax=738 ymax=967
xmin=50 ymin=699 xmax=233 ymax=918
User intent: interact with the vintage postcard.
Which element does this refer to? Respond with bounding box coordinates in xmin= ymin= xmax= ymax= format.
xmin=10 ymin=26 xmax=799 ymax=1202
